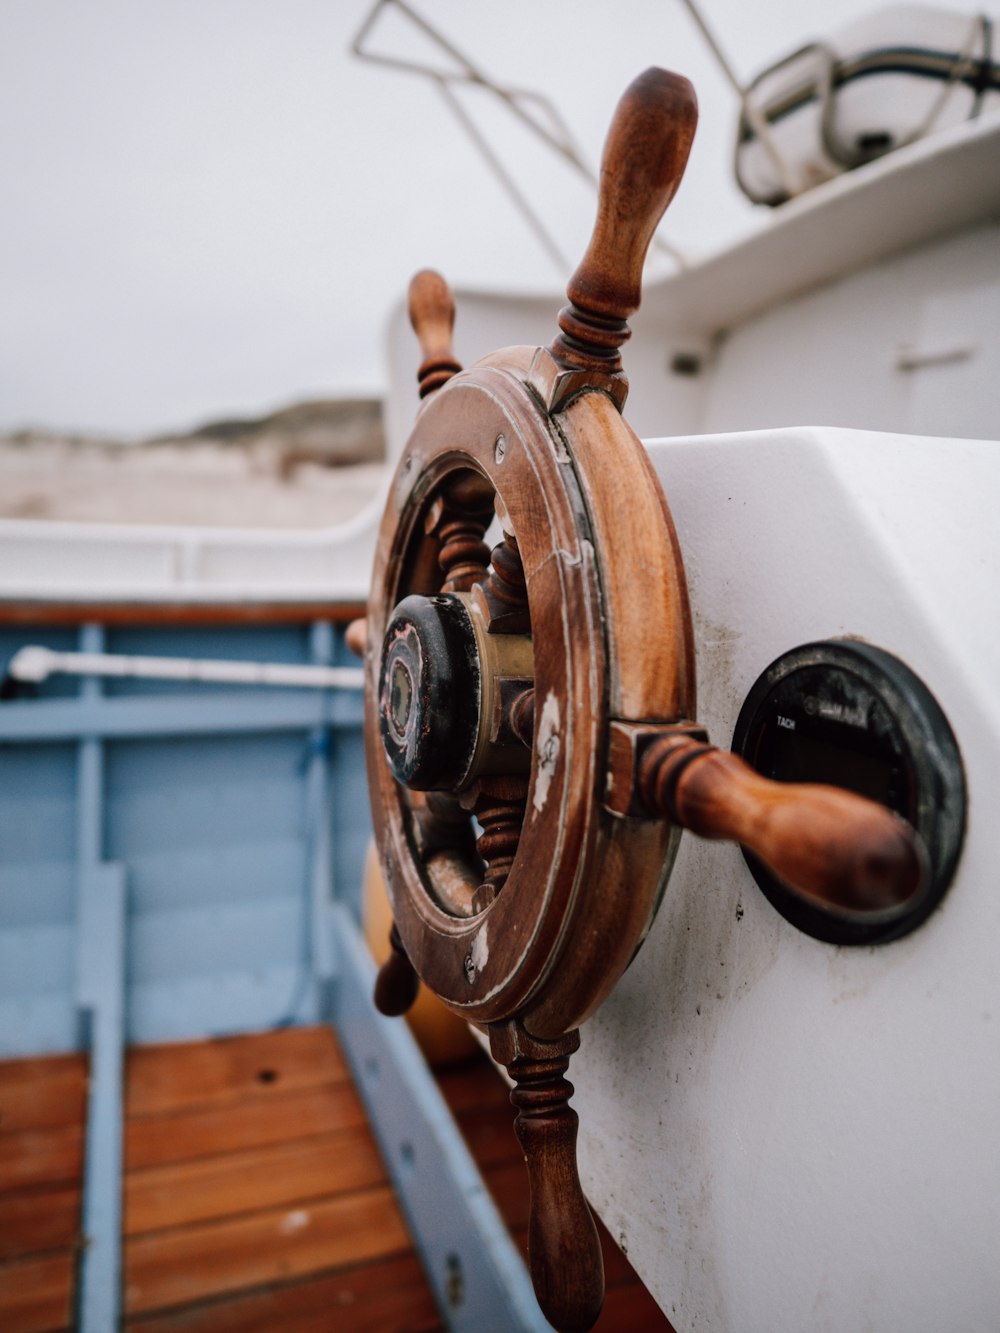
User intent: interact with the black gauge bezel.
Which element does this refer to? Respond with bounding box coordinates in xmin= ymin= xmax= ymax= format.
xmin=732 ymin=640 xmax=966 ymax=945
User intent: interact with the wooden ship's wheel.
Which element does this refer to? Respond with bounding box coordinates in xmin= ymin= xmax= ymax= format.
xmin=360 ymin=69 xmax=925 ymax=1332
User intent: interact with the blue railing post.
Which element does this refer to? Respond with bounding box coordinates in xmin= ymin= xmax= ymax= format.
xmin=73 ymin=623 xmax=126 ymax=1332
xmin=307 ymin=621 xmax=337 ymax=990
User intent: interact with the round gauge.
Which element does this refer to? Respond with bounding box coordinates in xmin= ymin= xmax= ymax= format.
xmin=732 ymin=640 xmax=966 ymax=945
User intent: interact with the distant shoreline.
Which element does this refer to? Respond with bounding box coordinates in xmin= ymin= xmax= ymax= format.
xmin=0 ymin=398 xmax=387 ymax=528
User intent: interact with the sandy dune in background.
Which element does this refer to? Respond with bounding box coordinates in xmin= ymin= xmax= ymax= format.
xmin=0 ymin=396 xmax=388 ymax=528
xmin=0 ymin=438 xmax=387 ymax=529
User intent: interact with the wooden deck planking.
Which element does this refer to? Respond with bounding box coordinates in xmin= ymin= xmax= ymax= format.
xmin=0 ymin=1054 xmax=87 ymax=1134
xmin=127 ymin=1254 xmax=444 ymax=1333
xmin=0 ymin=1252 xmax=76 ymax=1333
xmin=125 ymin=1081 xmax=368 ymax=1171
xmin=122 ymin=1026 xmax=440 ymax=1330
xmin=0 ymin=1052 xmax=85 ymax=1333
xmin=125 ymin=1128 xmax=386 ymax=1235
xmin=125 ymin=1026 xmax=349 ymax=1117
xmin=125 ymin=1185 xmax=415 ymax=1315
xmin=2 ymin=1025 xmax=673 ymax=1331
xmin=0 ymin=1185 xmax=81 ymax=1259
xmin=0 ymin=1123 xmax=84 ymax=1195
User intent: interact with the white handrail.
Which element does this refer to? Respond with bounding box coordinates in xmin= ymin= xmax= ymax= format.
xmin=6 ymin=646 xmax=364 ymax=691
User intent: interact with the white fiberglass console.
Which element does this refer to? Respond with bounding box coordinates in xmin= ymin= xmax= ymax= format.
xmin=575 ymin=424 xmax=1000 ymax=1333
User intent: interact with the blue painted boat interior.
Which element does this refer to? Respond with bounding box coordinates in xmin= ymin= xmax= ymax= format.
xmin=0 ymin=620 xmax=370 ymax=1059
xmin=0 ymin=617 xmax=551 ymax=1331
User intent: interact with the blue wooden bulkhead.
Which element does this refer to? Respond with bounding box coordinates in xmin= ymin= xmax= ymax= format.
xmin=0 ymin=616 xmax=548 ymax=1332
xmin=0 ymin=619 xmax=369 ymax=1058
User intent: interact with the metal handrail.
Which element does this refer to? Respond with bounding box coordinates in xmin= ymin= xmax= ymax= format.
xmin=350 ymin=0 xmax=686 ymax=270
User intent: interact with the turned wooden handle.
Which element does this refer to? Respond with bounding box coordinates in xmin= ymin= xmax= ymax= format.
xmin=408 ymin=269 xmax=462 ymax=397
xmin=345 ymin=617 xmax=367 ymax=658
xmin=553 ymin=68 xmax=696 ymax=371
xmin=570 ymin=67 xmax=696 ymax=319
xmin=516 ymin=1104 xmax=603 ymax=1333
xmin=640 ymin=737 xmax=926 ymax=916
xmin=490 ymin=1023 xmax=604 ymax=1332
xmin=373 ymin=923 xmax=420 ymax=1016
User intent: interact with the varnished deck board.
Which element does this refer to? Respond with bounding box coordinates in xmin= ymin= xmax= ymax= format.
xmin=125 ymin=1026 xmax=349 ymax=1117
xmin=122 ymin=1027 xmax=439 ymax=1330
xmin=0 ymin=1252 xmax=75 ymax=1333
xmin=125 ymin=1186 xmax=414 ymax=1314
xmin=0 ymin=1053 xmax=87 ymax=1133
xmin=125 ymin=1128 xmax=386 ymax=1234
xmin=2 ymin=1025 xmax=673 ymax=1331
xmin=0 ymin=1185 xmax=81 ymax=1259
xmin=0 ymin=1051 xmax=85 ymax=1333
xmin=0 ymin=1123 xmax=84 ymax=1197
xmin=125 ymin=1081 xmax=367 ymax=1171
xmin=126 ymin=1254 xmax=443 ymax=1333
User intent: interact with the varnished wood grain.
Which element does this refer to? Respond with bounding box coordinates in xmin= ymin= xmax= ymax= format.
xmin=491 ymin=1021 xmax=604 ymax=1332
xmin=0 ymin=1124 xmax=84 ymax=1192
xmin=0 ymin=1186 xmax=81 ymax=1260
xmin=369 ymin=368 xmax=612 ymax=1029
xmin=438 ymin=1049 xmax=676 ymax=1331
xmin=0 ymin=1053 xmax=86 ymax=1134
xmin=408 ymin=269 xmax=462 ymax=398
xmin=346 ymin=615 xmax=368 ymax=657
xmin=121 ymin=1027 xmax=440 ymax=1329
xmin=638 ymin=732 xmax=925 ymax=914
xmin=601 ymin=1281 xmax=679 ymax=1329
xmin=563 ymin=391 xmax=693 ymax=723
xmin=126 ymin=1254 xmax=444 ymax=1333
xmin=124 ymin=1127 xmax=387 ymax=1235
xmin=0 ymin=601 xmax=365 ymax=627
xmin=124 ymin=1186 xmax=413 ymax=1315
xmin=553 ymin=68 xmax=697 ymax=375
xmin=126 ymin=1025 xmax=349 ymax=1118
xmin=0 ymin=1031 xmax=670 ymax=1333
xmin=126 ymin=1079 xmax=367 ymax=1171
xmin=123 ymin=1033 xmax=672 ymax=1331
xmin=366 ymin=75 xmax=699 ymax=1042
xmin=448 ymin=1098 xmax=517 ymax=1169
xmin=0 ymin=1055 xmax=85 ymax=1197
xmin=0 ymin=1251 xmax=75 ymax=1333
xmin=435 ymin=1057 xmax=511 ymax=1113
xmin=373 ymin=922 xmax=421 ymax=1017
xmin=0 ymin=1052 xmax=84 ymax=1330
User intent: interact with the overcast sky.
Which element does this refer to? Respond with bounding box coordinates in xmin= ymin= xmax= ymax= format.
xmin=0 ymin=0 xmax=982 ymax=436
